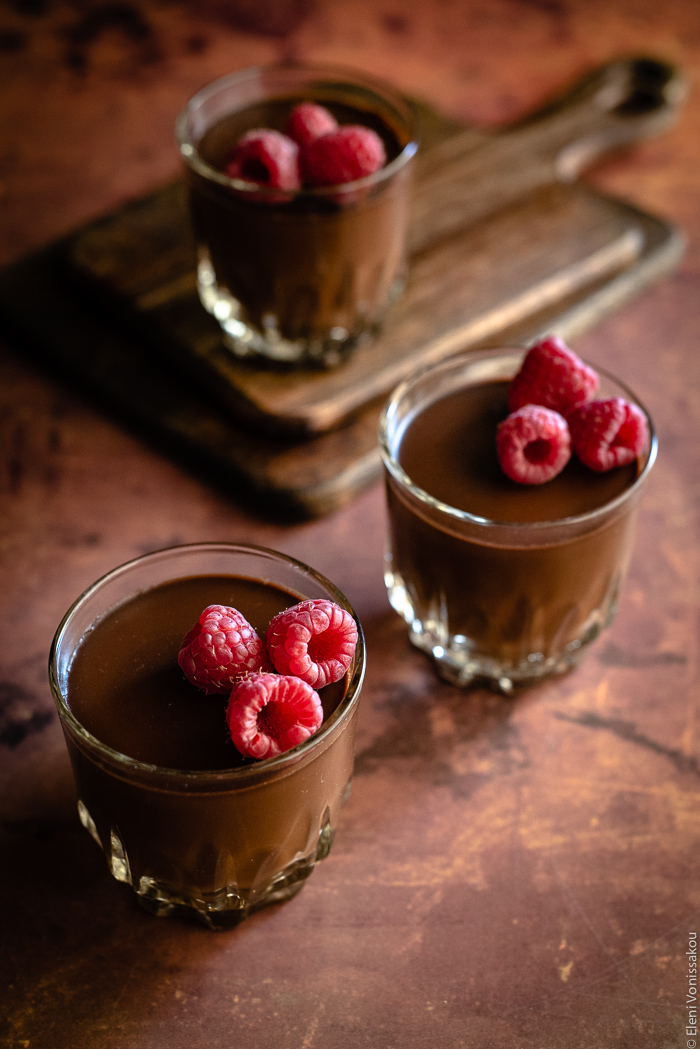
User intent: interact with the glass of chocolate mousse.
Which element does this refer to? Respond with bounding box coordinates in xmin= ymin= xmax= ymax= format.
xmin=176 ymin=64 xmax=417 ymax=366
xmin=49 ymin=543 xmax=365 ymax=929
xmin=379 ymin=348 xmax=656 ymax=692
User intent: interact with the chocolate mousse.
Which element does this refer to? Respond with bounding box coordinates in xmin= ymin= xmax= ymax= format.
xmin=385 ymin=377 xmax=650 ymax=681
xmin=63 ymin=573 xmax=358 ymax=924
xmin=397 ymin=382 xmax=637 ymax=521
xmin=185 ymin=95 xmax=413 ymax=355
xmin=68 ymin=574 xmax=346 ymax=769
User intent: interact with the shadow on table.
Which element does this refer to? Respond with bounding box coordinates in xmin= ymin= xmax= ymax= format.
xmin=0 ymin=814 xmax=279 ymax=1049
xmin=353 ymin=610 xmax=545 ymax=798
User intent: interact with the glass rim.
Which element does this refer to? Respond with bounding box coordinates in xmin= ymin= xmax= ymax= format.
xmin=49 ymin=541 xmax=366 ymax=784
xmin=378 ymin=346 xmax=658 ymax=533
xmin=175 ymin=61 xmax=419 ymax=199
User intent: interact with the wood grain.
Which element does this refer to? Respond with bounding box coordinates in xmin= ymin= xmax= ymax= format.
xmin=64 ymin=57 xmax=685 ymax=437
xmin=0 ymin=195 xmax=681 ymax=519
xmin=0 ymin=58 xmax=685 ymax=518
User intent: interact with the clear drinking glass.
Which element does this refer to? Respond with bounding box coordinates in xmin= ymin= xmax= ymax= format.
xmin=49 ymin=543 xmax=365 ymax=929
xmin=176 ymin=64 xmax=417 ymax=366
xmin=379 ymin=349 xmax=656 ymax=692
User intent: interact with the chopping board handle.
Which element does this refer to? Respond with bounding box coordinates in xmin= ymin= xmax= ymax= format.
xmin=409 ymin=56 xmax=686 ymax=254
xmin=532 ymin=55 xmax=686 ymax=178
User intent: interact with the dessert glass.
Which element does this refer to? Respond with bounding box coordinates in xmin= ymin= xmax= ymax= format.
xmin=176 ymin=64 xmax=417 ymax=366
xmin=49 ymin=542 xmax=365 ymax=929
xmin=379 ymin=348 xmax=657 ymax=692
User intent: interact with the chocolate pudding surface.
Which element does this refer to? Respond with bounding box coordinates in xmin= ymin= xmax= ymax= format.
xmin=397 ymin=381 xmax=638 ymax=524
xmin=67 ymin=574 xmax=346 ymax=771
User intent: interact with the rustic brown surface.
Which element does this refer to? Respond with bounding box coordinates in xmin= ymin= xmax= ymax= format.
xmin=1 ymin=3 xmax=699 ymax=1048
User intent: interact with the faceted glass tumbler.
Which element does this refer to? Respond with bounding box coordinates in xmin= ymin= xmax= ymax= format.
xmin=49 ymin=543 xmax=365 ymax=929
xmin=379 ymin=348 xmax=657 ymax=692
xmin=176 ymin=63 xmax=417 ymax=366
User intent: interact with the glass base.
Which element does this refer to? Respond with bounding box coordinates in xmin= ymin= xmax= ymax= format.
xmin=78 ymin=796 xmax=338 ymax=930
xmin=197 ymin=253 xmax=401 ymax=368
xmin=385 ymin=567 xmax=614 ymax=694
xmin=134 ymin=861 xmax=313 ymax=930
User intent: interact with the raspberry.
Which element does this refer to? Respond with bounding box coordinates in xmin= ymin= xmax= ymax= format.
xmin=226 ymin=673 xmax=323 ymax=760
xmin=496 ymin=404 xmax=572 ymax=485
xmin=224 ymin=129 xmax=301 ymax=194
xmin=285 ymin=101 xmax=338 ymax=147
xmin=177 ymin=605 xmax=270 ymax=695
xmin=266 ymin=599 xmax=358 ymax=689
xmin=568 ymin=397 xmax=649 ymax=472
xmin=508 ymin=335 xmax=599 ymax=416
xmin=302 ymin=125 xmax=387 ymax=187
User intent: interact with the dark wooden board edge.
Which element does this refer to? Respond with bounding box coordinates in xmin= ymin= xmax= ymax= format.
xmin=59 ymin=57 xmax=687 ymax=440
xmin=60 ymin=183 xmax=651 ymax=438
xmin=0 ymin=199 xmax=684 ymax=520
xmin=0 ymin=245 xmax=338 ymax=521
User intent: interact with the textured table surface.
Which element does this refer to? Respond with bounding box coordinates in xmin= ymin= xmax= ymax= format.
xmin=1 ymin=3 xmax=699 ymax=1048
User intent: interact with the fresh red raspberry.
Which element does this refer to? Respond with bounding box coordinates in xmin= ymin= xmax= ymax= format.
xmin=226 ymin=673 xmax=323 ymax=760
xmin=178 ymin=605 xmax=270 ymax=695
xmin=508 ymin=335 xmax=599 ymax=415
xmin=285 ymin=101 xmax=338 ymax=147
xmin=224 ymin=129 xmax=301 ymax=193
xmin=568 ymin=397 xmax=649 ymax=472
xmin=496 ymin=404 xmax=572 ymax=485
xmin=302 ymin=125 xmax=387 ymax=187
xmin=266 ymin=599 xmax=358 ymax=689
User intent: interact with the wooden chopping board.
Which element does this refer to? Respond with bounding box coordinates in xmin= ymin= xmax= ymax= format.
xmin=0 ymin=56 xmax=686 ymax=517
